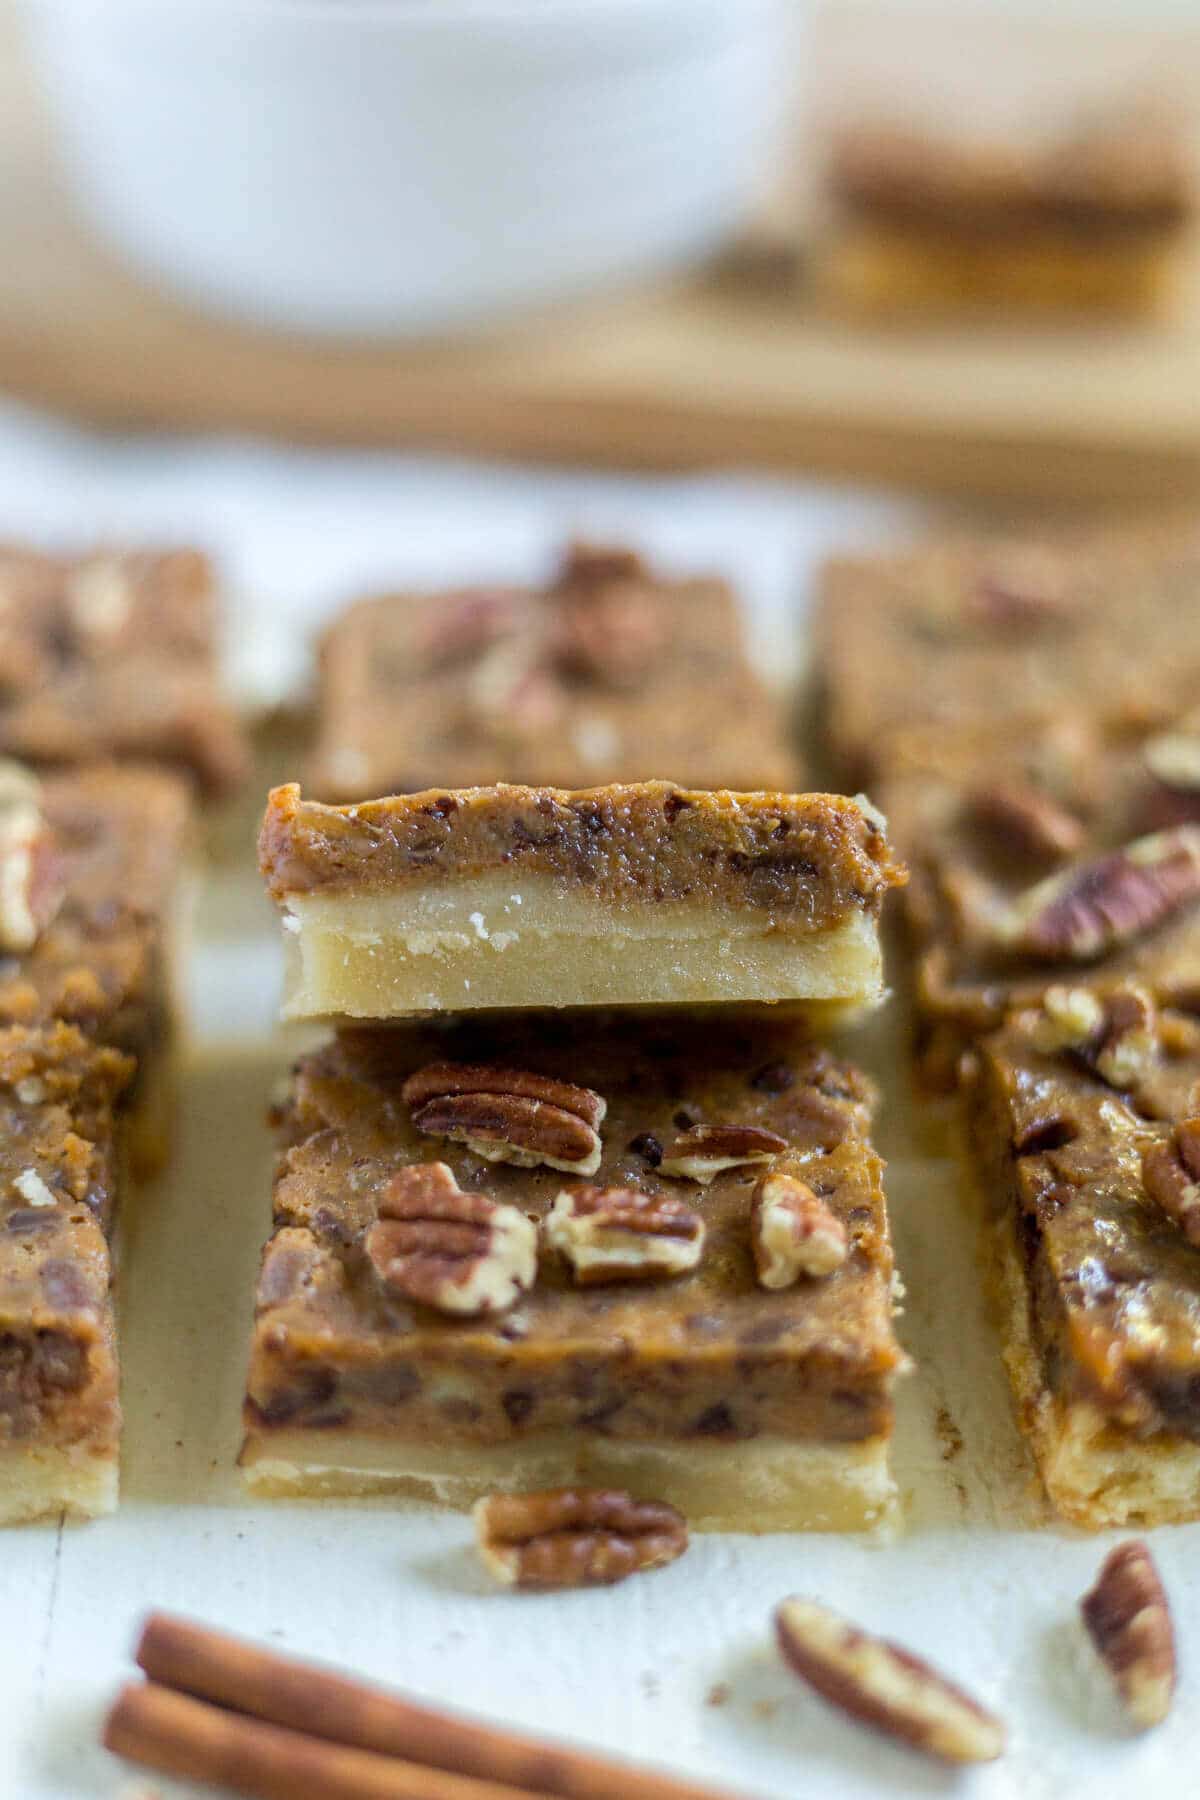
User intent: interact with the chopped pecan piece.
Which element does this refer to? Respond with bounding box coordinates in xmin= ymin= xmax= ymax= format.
xmin=751 ymin=1174 xmax=847 ymax=1288
xmin=364 ymin=1162 xmax=536 ymax=1316
xmin=414 ymin=588 xmax=523 ymax=668
xmin=1030 ymin=983 xmax=1158 ymax=1089
xmin=1000 ymin=828 xmax=1200 ymax=961
xmin=969 ymin=781 xmax=1085 ymax=862
xmin=403 ymin=1062 xmax=604 ymax=1176
xmin=0 ymin=760 xmax=59 ymax=953
xmin=1144 ymin=729 xmax=1200 ymax=794
xmin=474 ymin=1487 xmax=687 ymax=1590
xmin=1081 ymin=1541 xmax=1176 ymax=1729
xmin=774 ymin=1598 xmax=1005 ymax=1765
xmin=552 ymin=590 xmax=666 ymax=690
xmin=658 ymin=1123 xmax=785 ymax=1185
xmin=1141 ymin=1121 xmax=1200 ymax=1246
xmin=544 ymin=1185 xmax=704 ymax=1285
xmin=970 ymin=552 xmax=1073 ymax=628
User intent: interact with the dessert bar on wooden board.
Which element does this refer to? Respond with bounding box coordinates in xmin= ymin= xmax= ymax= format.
xmin=259 ymin=781 xmax=901 ymax=1019
xmin=0 ymin=545 xmax=247 ymax=798
xmin=819 ymin=108 xmax=1194 ymax=316
xmin=240 ymin=1011 xmax=907 ymax=1530
xmin=309 ymin=543 xmax=802 ymax=800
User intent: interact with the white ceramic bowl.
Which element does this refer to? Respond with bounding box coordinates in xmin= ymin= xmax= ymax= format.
xmin=21 ymin=0 xmax=782 ymax=336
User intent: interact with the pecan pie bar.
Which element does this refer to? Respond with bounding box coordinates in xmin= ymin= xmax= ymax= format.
xmin=877 ymin=721 xmax=1200 ymax=1089
xmin=0 ymin=1021 xmax=133 ymax=1523
xmin=967 ymin=986 xmax=1200 ymax=1527
xmin=821 ymin=109 xmax=1193 ymax=316
xmin=815 ymin=523 xmax=1200 ymax=786
xmin=0 ymin=762 xmax=193 ymax=1171
xmin=308 ymin=543 xmax=800 ymax=799
xmin=259 ymin=781 xmax=903 ymax=1019
xmin=240 ymin=1013 xmax=908 ymax=1529
xmin=0 ymin=544 xmax=247 ymax=798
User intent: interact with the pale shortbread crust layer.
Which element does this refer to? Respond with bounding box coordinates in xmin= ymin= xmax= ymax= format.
xmin=279 ymin=875 xmax=884 ymax=1019
xmin=0 ymin=1441 xmax=118 ymax=1526
xmin=824 ymin=224 xmax=1173 ymax=314
xmin=992 ymin=1211 xmax=1200 ymax=1529
xmin=239 ymin=1429 xmax=896 ymax=1533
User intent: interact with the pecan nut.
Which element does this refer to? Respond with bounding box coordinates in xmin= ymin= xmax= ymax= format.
xmin=474 ymin=1487 xmax=687 ymax=1590
xmin=0 ymin=760 xmax=60 ymax=953
xmin=774 ymin=1597 xmax=1005 ymax=1764
xmin=1081 ymin=1541 xmax=1176 ymax=1729
xmin=1144 ymin=729 xmax=1200 ymax=794
xmin=364 ymin=1162 xmax=536 ymax=1316
xmin=1030 ymin=983 xmax=1158 ymax=1089
xmin=1141 ymin=1120 xmax=1200 ymax=1246
xmin=751 ymin=1173 xmax=847 ymax=1287
xmin=969 ymin=551 xmax=1073 ymax=628
xmin=552 ymin=590 xmax=666 ymax=690
xmin=999 ymin=827 xmax=1200 ymax=961
xmin=544 ymin=1185 xmax=704 ymax=1284
xmin=969 ymin=781 xmax=1085 ymax=862
xmin=402 ymin=1063 xmax=605 ymax=1176
xmin=658 ymin=1123 xmax=786 ymax=1185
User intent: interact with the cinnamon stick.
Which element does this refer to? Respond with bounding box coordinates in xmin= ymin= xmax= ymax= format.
xmin=136 ymin=1612 xmax=747 ymax=1800
xmin=104 ymin=1681 xmax=551 ymax=1800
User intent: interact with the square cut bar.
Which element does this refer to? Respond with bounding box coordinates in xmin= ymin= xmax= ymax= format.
xmin=240 ymin=1012 xmax=908 ymax=1529
xmin=875 ymin=719 xmax=1200 ymax=1090
xmin=0 ymin=544 xmax=247 ymax=798
xmin=308 ymin=543 xmax=801 ymax=799
xmin=821 ymin=111 xmax=1193 ymax=316
xmin=815 ymin=521 xmax=1200 ymax=786
xmin=967 ymin=992 xmax=1200 ymax=1528
xmin=0 ymin=765 xmax=193 ymax=1171
xmin=0 ymin=1021 xmax=133 ymax=1523
xmin=258 ymin=781 xmax=903 ymax=1019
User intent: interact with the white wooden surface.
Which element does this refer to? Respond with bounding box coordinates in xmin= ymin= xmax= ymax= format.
xmin=2 ymin=411 xmax=1198 ymax=1800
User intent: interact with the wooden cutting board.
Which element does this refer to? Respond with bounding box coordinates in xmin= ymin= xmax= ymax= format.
xmin=5 ymin=6 xmax=1200 ymax=503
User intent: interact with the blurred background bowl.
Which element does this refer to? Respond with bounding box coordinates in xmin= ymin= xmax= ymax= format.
xmin=19 ymin=0 xmax=783 ymax=337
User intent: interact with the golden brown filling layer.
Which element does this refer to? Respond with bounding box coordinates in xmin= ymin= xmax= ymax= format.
xmin=244 ymin=1013 xmax=905 ymax=1452
xmin=259 ymin=782 xmax=902 ymax=927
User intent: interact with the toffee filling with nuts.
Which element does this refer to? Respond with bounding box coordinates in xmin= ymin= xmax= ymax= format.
xmin=308 ymin=542 xmax=802 ymax=798
xmin=0 ymin=1023 xmax=132 ymax=1462
xmin=880 ymin=725 xmax=1200 ymax=1089
xmin=0 ymin=545 xmax=247 ymax=798
xmin=968 ymin=997 xmax=1200 ymax=1447
xmin=259 ymin=781 xmax=902 ymax=924
xmin=0 ymin=765 xmax=192 ymax=1065
xmin=242 ymin=1013 xmax=905 ymax=1457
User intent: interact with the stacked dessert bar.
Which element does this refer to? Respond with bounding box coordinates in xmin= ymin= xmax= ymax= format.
xmin=0 ymin=547 xmax=245 ymax=1523
xmin=820 ymin=107 xmax=1194 ymax=317
xmin=242 ymin=547 xmax=910 ymax=1529
xmin=818 ymin=521 xmax=1200 ymax=1527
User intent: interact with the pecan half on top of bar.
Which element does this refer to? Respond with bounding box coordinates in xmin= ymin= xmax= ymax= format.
xmin=1142 ymin=1118 xmax=1200 ymax=1247
xmin=1029 ymin=982 xmax=1159 ymax=1090
xmin=999 ymin=827 xmax=1200 ymax=962
xmin=474 ymin=1487 xmax=688 ymax=1590
xmin=751 ymin=1173 xmax=848 ymax=1288
xmin=402 ymin=1062 xmax=605 ymax=1177
xmin=544 ymin=1184 xmax=704 ymax=1285
xmin=364 ymin=1161 xmax=537 ymax=1317
xmin=658 ymin=1123 xmax=786 ymax=1185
